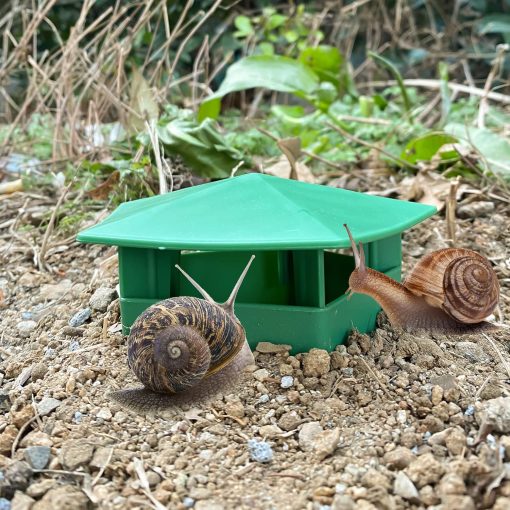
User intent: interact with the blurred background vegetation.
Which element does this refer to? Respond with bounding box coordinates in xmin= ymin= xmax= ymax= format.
xmin=0 ymin=0 xmax=509 ymax=218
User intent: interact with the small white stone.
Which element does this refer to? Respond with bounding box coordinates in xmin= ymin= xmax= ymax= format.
xmin=397 ymin=410 xmax=407 ymax=424
xmin=96 ymin=408 xmax=112 ymax=420
xmin=17 ymin=320 xmax=37 ymax=338
xmin=253 ymin=368 xmax=270 ymax=382
xmin=280 ymin=375 xmax=294 ymax=389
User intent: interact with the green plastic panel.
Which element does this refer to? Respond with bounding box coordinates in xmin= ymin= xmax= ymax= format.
xmin=120 ymin=266 xmax=401 ymax=351
xmin=77 ymin=173 xmax=436 ymax=250
xmin=117 ymin=241 xmax=402 ymax=351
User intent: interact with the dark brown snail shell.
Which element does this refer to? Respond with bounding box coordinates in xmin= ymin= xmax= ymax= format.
xmin=127 ymin=296 xmax=245 ymax=393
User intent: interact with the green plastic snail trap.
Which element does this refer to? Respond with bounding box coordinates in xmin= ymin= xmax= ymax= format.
xmin=77 ymin=173 xmax=436 ymax=352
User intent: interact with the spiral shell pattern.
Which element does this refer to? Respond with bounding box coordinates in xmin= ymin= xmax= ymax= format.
xmin=127 ymin=296 xmax=246 ymax=393
xmin=404 ymin=248 xmax=499 ymax=324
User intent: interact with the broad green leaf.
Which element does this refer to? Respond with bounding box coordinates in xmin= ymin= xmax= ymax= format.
xmin=476 ymin=14 xmax=510 ymax=34
xmin=266 ymin=13 xmax=287 ymax=31
xmin=234 ymin=15 xmax=254 ymax=38
xmin=155 ymin=116 xmax=242 ymax=178
xmin=198 ymin=55 xmax=320 ymax=120
xmin=401 ymin=132 xmax=458 ymax=164
xmin=298 ymin=45 xmax=343 ymax=87
xmin=257 ymin=42 xmax=275 ymax=56
xmin=445 ymin=123 xmax=510 ymax=176
xmin=284 ymin=30 xmax=299 ymax=43
xmin=476 ymin=14 xmax=510 ymax=42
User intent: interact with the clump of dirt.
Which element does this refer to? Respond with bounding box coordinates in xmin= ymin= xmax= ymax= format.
xmin=0 ymin=190 xmax=509 ymax=510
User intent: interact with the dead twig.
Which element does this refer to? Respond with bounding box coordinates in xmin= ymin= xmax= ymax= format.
xmin=37 ymin=178 xmax=74 ymax=271
xmin=477 ymin=44 xmax=509 ymax=129
xmin=357 ymin=356 xmax=392 ymax=398
xmin=482 ymin=333 xmax=510 ymax=381
xmin=361 ymin=79 xmax=510 ymax=105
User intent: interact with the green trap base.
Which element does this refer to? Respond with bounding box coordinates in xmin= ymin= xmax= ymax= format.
xmin=118 ymin=247 xmax=401 ymax=352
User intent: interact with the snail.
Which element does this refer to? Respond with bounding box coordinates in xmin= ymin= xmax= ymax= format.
xmin=109 ymin=256 xmax=255 ymax=413
xmin=344 ymin=224 xmax=500 ymax=333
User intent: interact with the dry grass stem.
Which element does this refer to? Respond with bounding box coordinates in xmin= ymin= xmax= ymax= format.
xmin=363 ymin=79 xmax=510 ymax=104
xmin=477 ymin=44 xmax=509 ymax=129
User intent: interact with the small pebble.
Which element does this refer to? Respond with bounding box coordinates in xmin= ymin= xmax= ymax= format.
xmin=465 ymin=405 xmax=475 ymax=416
xmin=69 ymin=340 xmax=80 ymax=352
xmin=36 ymin=397 xmax=61 ymax=417
xmin=89 ymin=287 xmax=117 ymax=312
xmin=17 ymin=320 xmax=37 ymax=338
xmin=247 ymin=439 xmax=273 ymax=463
xmin=21 ymin=311 xmax=33 ymax=320
xmin=255 ymin=342 xmax=291 ymax=353
xmin=73 ymin=411 xmax=83 ymax=424
xmin=0 ymin=498 xmax=10 ymax=510
xmin=183 ymin=497 xmax=195 ymax=508
xmin=24 ymin=446 xmax=51 ymax=470
xmin=96 ymin=408 xmax=112 ymax=421
xmin=68 ymin=308 xmax=91 ymax=327
xmin=258 ymin=394 xmax=269 ymax=404
xmin=280 ymin=376 xmax=294 ymax=389
xmin=253 ymin=369 xmax=270 ymax=382
xmin=44 ymin=348 xmax=56 ymax=358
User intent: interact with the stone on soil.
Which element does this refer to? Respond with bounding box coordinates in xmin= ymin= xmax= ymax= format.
xmin=298 ymin=421 xmax=324 ymax=451
xmin=247 ymin=439 xmax=273 ymax=463
xmin=89 ymin=287 xmax=116 ymax=312
xmin=68 ymin=307 xmax=91 ymax=327
xmin=302 ymin=348 xmax=330 ymax=377
xmin=36 ymin=398 xmax=61 ymax=416
xmin=406 ymin=453 xmax=445 ymax=488
xmin=255 ymin=342 xmax=291 ymax=353
xmin=59 ymin=439 xmax=95 ymax=470
xmin=24 ymin=446 xmax=51 ymax=470
xmin=477 ymin=397 xmax=510 ymax=433
xmin=393 ymin=471 xmax=420 ymax=501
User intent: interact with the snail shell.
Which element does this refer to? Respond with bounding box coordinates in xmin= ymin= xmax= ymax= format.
xmin=404 ymin=248 xmax=500 ymax=324
xmin=111 ymin=255 xmax=256 ymax=409
xmin=127 ymin=296 xmax=245 ymax=393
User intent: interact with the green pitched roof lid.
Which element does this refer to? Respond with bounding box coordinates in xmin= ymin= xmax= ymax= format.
xmin=77 ymin=173 xmax=436 ymax=249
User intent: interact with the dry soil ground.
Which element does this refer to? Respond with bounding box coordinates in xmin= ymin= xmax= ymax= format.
xmin=0 ymin=184 xmax=510 ymax=510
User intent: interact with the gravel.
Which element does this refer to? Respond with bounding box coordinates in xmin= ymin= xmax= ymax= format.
xmin=0 ymin=190 xmax=509 ymax=509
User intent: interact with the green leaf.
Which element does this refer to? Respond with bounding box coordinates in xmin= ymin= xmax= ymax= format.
xmin=369 ymin=52 xmax=413 ymax=122
xmin=401 ymin=132 xmax=458 ymax=164
xmin=199 ymin=55 xmax=320 ymax=120
xmin=155 ymin=116 xmax=242 ymax=178
xmin=298 ymin=45 xmax=343 ymax=87
xmin=234 ymin=15 xmax=254 ymax=38
xmin=445 ymin=123 xmax=510 ymax=176
xmin=476 ymin=14 xmax=510 ymax=34
xmin=266 ymin=13 xmax=287 ymax=31
xmin=256 ymin=42 xmax=275 ymax=56
xmin=284 ymin=30 xmax=299 ymax=43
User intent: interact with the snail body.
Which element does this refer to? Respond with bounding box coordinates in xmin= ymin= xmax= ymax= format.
xmin=344 ymin=225 xmax=500 ymax=333
xmin=114 ymin=256 xmax=255 ymax=410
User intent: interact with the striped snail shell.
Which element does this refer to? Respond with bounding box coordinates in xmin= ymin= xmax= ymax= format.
xmin=404 ymin=248 xmax=500 ymax=324
xmin=344 ymin=224 xmax=500 ymax=332
xmin=127 ymin=256 xmax=255 ymax=394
